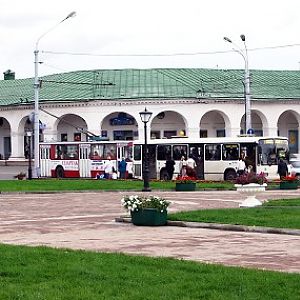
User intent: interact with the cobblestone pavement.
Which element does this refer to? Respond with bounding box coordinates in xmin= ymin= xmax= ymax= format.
xmin=0 ymin=190 xmax=299 ymax=273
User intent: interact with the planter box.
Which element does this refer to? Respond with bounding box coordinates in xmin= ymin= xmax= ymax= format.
xmin=175 ymin=182 xmax=196 ymax=191
xmin=131 ymin=208 xmax=167 ymax=226
xmin=280 ymin=181 xmax=298 ymax=190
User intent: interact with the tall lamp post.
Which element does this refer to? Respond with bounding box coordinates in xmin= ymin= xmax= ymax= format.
xmin=224 ymin=34 xmax=252 ymax=135
xmin=139 ymin=107 xmax=153 ymax=192
xmin=33 ymin=11 xmax=76 ymax=178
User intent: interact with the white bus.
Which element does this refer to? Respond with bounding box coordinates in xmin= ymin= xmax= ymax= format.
xmin=132 ymin=136 xmax=290 ymax=181
xmin=39 ymin=141 xmax=133 ymax=178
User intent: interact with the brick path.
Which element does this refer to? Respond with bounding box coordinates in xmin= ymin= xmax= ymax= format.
xmin=0 ymin=190 xmax=299 ymax=273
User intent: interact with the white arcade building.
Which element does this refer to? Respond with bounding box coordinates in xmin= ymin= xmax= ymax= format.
xmin=0 ymin=68 xmax=299 ymax=163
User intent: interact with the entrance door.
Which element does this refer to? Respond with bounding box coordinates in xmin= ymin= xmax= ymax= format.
xmin=3 ymin=137 xmax=11 ymax=159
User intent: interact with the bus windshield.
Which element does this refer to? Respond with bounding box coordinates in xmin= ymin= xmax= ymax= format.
xmin=258 ymin=139 xmax=289 ymax=165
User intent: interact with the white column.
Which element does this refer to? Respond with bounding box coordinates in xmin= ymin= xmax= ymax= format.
xmin=9 ymin=131 xmax=25 ymax=160
xmin=228 ymin=127 xmax=241 ymax=137
xmin=265 ymin=126 xmax=278 ymax=137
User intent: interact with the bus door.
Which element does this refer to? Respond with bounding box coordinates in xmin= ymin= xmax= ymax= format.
xmin=204 ymin=143 xmax=223 ymax=180
xmin=79 ymin=144 xmax=91 ymax=177
xmin=241 ymin=143 xmax=256 ymax=172
xmin=40 ymin=144 xmax=51 ymax=177
xmin=148 ymin=145 xmax=157 ymax=179
xmin=172 ymin=144 xmax=188 ymax=177
xmin=189 ymin=144 xmax=204 ymax=179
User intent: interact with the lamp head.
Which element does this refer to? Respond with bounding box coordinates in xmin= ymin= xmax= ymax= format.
xmin=61 ymin=11 xmax=77 ymax=23
xmin=223 ymin=37 xmax=232 ymax=43
xmin=240 ymin=34 xmax=246 ymax=41
xmin=67 ymin=11 xmax=76 ymax=19
xmin=139 ymin=107 xmax=153 ymax=123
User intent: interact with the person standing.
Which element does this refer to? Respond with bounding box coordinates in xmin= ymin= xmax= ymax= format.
xmin=104 ymin=157 xmax=114 ymax=179
xmin=186 ymin=155 xmax=197 ymax=177
xmin=237 ymin=157 xmax=246 ymax=176
xmin=278 ymin=159 xmax=288 ymax=179
xmin=179 ymin=156 xmax=187 ymax=177
xmin=118 ymin=157 xmax=127 ymax=179
xmin=165 ymin=156 xmax=175 ymax=180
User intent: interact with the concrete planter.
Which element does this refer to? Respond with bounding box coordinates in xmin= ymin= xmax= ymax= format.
xmin=235 ymin=183 xmax=267 ymax=208
xmin=280 ymin=181 xmax=298 ymax=189
xmin=131 ymin=208 xmax=167 ymax=226
xmin=175 ymin=182 xmax=196 ymax=191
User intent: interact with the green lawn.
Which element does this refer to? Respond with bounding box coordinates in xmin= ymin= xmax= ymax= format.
xmin=169 ymin=199 xmax=300 ymax=229
xmin=0 ymin=244 xmax=299 ymax=300
xmin=0 ymin=179 xmax=234 ymax=192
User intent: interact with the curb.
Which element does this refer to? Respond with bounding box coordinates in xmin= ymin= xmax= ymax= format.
xmin=115 ymin=217 xmax=300 ymax=236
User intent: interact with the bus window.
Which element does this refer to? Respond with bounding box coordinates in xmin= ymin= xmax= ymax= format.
xmin=157 ymin=145 xmax=171 ymax=161
xmin=259 ymin=139 xmax=276 ymax=165
xmin=205 ymin=144 xmax=221 ymax=161
xmin=173 ymin=145 xmax=187 ymax=160
xmin=134 ymin=145 xmax=141 ymax=160
xmin=222 ymin=144 xmax=239 ymax=160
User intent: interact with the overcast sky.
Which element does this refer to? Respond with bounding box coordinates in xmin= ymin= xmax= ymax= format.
xmin=1 ymin=0 xmax=300 ymax=79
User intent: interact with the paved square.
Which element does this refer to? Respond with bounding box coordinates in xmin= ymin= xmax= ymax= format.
xmin=0 ymin=190 xmax=299 ymax=273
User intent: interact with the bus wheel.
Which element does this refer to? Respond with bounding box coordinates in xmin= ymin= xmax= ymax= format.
xmin=55 ymin=166 xmax=64 ymax=178
xmin=224 ymin=170 xmax=237 ymax=181
xmin=160 ymin=168 xmax=169 ymax=181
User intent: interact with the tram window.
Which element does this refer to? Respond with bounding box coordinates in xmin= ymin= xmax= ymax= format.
xmin=222 ymin=144 xmax=239 ymax=160
xmin=205 ymin=144 xmax=221 ymax=161
xmin=173 ymin=145 xmax=187 ymax=160
xmin=157 ymin=145 xmax=171 ymax=160
xmin=103 ymin=144 xmax=116 ymax=159
xmin=90 ymin=145 xmax=104 ymax=159
xmin=55 ymin=145 xmax=78 ymax=159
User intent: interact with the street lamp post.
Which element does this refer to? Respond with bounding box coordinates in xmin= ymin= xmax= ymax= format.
xmin=224 ymin=34 xmax=252 ymax=134
xmin=139 ymin=107 xmax=153 ymax=192
xmin=33 ymin=11 xmax=76 ymax=178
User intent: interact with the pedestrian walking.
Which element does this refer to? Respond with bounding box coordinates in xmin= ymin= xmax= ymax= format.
xmin=277 ymin=158 xmax=288 ymax=179
xmin=118 ymin=157 xmax=127 ymax=179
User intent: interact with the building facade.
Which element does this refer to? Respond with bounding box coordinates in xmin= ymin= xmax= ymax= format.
xmin=0 ymin=68 xmax=299 ymax=161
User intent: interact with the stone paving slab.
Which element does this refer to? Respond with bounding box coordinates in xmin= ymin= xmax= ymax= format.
xmin=0 ymin=190 xmax=299 ymax=273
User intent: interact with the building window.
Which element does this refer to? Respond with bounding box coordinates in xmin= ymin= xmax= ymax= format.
xmin=151 ymin=131 xmax=160 ymax=139
xmin=217 ymin=129 xmax=225 ymax=137
xmin=113 ymin=130 xmax=133 ymax=140
xmin=61 ymin=133 xmax=68 ymax=142
xmin=163 ymin=131 xmax=176 ymax=138
xmin=74 ymin=133 xmax=81 ymax=141
xmin=200 ymin=130 xmax=207 ymax=138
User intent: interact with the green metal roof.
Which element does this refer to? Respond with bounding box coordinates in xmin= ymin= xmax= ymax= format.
xmin=0 ymin=68 xmax=299 ymax=106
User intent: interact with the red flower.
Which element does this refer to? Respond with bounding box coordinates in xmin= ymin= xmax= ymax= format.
xmin=281 ymin=175 xmax=298 ymax=182
xmin=176 ymin=175 xmax=196 ymax=183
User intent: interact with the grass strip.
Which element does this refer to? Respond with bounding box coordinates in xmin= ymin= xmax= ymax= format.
xmin=0 ymin=244 xmax=299 ymax=300
xmin=0 ymin=179 xmax=234 ymax=192
xmin=169 ymin=199 xmax=300 ymax=229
